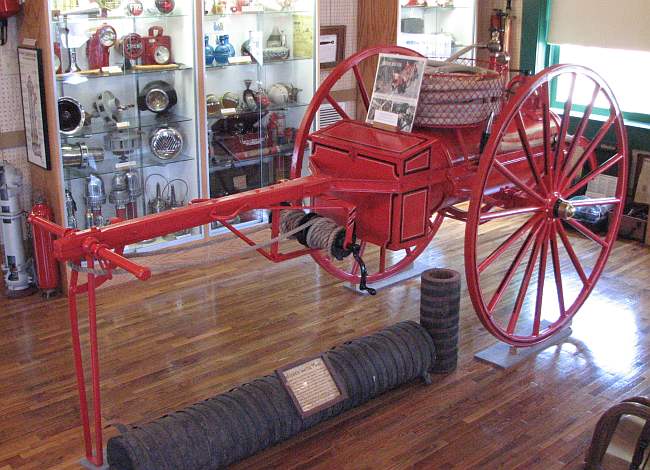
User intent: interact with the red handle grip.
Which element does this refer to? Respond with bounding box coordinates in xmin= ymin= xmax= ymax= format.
xmin=94 ymin=246 xmax=151 ymax=281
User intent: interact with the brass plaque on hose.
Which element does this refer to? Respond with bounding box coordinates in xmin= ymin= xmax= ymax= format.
xmin=277 ymin=356 xmax=347 ymax=418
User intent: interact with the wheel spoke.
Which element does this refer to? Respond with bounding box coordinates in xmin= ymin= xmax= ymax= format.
xmin=353 ymin=65 xmax=370 ymax=110
xmin=507 ymin=223 xmax=546 ymax=335
xmin=557 ymin=222 xmax=588 ymax=283
xmin=326 ymin=94 xmax=351 ymax=120
xmin=561 ymin=84 xmax=602 ymax=179
xmin=566 ymin=219 xmax=607 ymax=247
xmin=515 ymin=112 xmax=547 ymax=192
xmin=533 ymin=223 xmax=550 ymax=336
xmin=494 ymin=161 xmax=547 ymax=205
xmin=540 ymin=82 xmax=554 ymax=189
xmin=549 ymin=221 xmax=566 ymax=317
xmin=565 ymin=152 xmax=624 ymax=198
xmin=487 ymin=220 xmax=544 ymax=313
xmin=480 ymin=206 xmax=544 ymax=223
xmin=559 ymin=113 xmax=615 ymax=191
xmin=478 ymin=214 xmax=542 ymax=274
xmin=554 ymin=73 xmax=577 ymax=180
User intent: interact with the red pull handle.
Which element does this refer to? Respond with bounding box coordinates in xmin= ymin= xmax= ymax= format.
xmin=82 ymin=238 xmax=151 ymax=281
xmin=95 ymin=246 xmax=151 ymax=281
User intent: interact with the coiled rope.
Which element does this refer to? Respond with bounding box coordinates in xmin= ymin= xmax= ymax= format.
xmin=280 ymin=211 xmax=345 ymax=259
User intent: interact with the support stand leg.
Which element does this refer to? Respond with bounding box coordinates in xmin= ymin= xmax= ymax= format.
xmin=68 ymin=261 xmax=106 ymax=468
xmin=474 ymin=321 xmax=573 ymax=369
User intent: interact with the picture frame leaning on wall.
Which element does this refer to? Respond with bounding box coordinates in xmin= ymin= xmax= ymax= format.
xmin=17 ymin=46 xmax=51 ymax=170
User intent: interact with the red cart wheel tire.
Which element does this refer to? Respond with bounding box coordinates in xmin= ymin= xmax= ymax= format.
xmin=290 ymin=45 xmax=443 ymax=286
xmin=465 ymin=64 xmax=628 ymax=347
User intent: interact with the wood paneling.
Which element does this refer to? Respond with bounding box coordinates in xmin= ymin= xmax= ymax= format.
xmin=356 ymin=0 xmax=399 ymax=119
xmin=0 ymin=216 xmax=648 ymax=469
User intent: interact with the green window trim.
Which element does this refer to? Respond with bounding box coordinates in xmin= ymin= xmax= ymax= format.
xmin=547 ymin=44 xmax=650 ymax=126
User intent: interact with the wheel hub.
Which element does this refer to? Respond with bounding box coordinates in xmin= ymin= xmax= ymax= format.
xmin=554 ymin=198 xmax=576 ymax=220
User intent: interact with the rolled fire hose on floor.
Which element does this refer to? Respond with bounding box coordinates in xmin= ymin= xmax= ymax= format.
xmin=107 ymin=321 xmax=436 ymax=470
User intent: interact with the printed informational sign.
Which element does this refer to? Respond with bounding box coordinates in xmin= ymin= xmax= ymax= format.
xmin=366 ymin=53 xmax=427 ymax=133
xmin=277 ymin=356 xmax=347 ymax=417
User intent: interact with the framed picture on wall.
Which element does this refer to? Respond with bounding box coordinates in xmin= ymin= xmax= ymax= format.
xmin=18 ymin=47 xmax=51 ymax=170
xmin=319 ymin=26 xmax=346 ymax=70
xmin=633 ymin=150 xmax=650 ymax=205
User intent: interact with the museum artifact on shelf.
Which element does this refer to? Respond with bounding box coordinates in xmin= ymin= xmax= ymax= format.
xmin=46 ymin=0 xmax=201 ymax=256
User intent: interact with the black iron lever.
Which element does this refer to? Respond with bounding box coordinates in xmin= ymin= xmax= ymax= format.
xmin=351 ymin=244 xmax=377 ymax=296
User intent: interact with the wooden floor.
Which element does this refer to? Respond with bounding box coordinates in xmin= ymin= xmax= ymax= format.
xmin=0 ymin=217 xmax=649 ymax=469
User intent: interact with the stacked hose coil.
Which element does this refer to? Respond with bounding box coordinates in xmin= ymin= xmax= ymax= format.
xmin=420 ymin=269 xmax=461 ymax=374
xmin=107 ymin=321 xmax=436 ymax=470
xmin=414 ymin=59 xmax=506 ymax=128
xmin=280 ymin=210 xmax=349 ymax=260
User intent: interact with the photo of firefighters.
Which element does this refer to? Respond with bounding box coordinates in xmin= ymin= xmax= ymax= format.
xmin=366 ymin=53 xmax=426 ymax=132
xmin=367 ymin=98 xmax=417 ymax=133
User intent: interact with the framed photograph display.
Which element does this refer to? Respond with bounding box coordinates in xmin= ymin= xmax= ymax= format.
xmin=366 ymin=53 xmax=426 ymax=132
xmin=18 ymin=47 xmax=51 ymax=170
xmin=633 ymin=151 xmax=650 ymax=205
xmin=319 ymin=26 xmax=346 ymax=70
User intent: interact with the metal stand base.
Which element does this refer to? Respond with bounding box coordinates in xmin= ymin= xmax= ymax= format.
xmin=474 ymin=321 xmax=573 ymax=369
xmin=80 ymin=451 xmax=108 ymax=470
xmin=345 ymin=259 xmax=430 ymax=294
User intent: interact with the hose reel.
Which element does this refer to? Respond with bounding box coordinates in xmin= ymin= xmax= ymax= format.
xmin=280 ymin=210 xmax=376 ymax=295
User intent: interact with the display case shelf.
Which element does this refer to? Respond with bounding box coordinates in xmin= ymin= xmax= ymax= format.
xmin=205 ymin=56 xmax=311 ymax=71
xmin=60 ymin=113 xmax=193 ymax=139
xmin=56 ymin=65 xmax=193 ymax=82
xmin=204 ymin=9 xmax=312 ymax=19
xmin=51 ymin=13 xmax=190 ymax=24
xmin=207 ymin=102 xmax=308 ymax=121
xmin=400 ymin=5 xmax=470 ymax=11
xmin=64 ymin=154 xmax=197 ymax=182
xmin=210 ymin=147 xmax=292 ymax=172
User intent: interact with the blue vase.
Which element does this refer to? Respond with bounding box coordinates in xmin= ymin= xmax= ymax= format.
xmin=214 ymin=35 xmax=235 ymax=65
xmin=204 ymin=36 xmax=214 ymax=66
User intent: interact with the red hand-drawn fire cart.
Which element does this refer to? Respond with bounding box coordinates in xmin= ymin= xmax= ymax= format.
xmin=30 ymin=46 xmax=628 ymax=467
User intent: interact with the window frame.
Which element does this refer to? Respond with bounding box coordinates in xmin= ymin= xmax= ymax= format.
xmin=547 ymin=44 xmax=650 ymax=125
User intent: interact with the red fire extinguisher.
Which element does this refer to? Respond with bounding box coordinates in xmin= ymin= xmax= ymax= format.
xmin=0 ymin=0 xmax=21 ymax=46
xmin=30 ymin=200 xmax=60 ymax=297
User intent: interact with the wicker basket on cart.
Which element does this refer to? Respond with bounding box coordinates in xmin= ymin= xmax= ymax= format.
xmin=415 ymin=59 xmax=507 ymax=128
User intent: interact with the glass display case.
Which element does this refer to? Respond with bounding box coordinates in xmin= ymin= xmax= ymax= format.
xmin=397 ymin=0 xmax=477 ymax=59
xmin=201 ymin=0 xmax=316 ymax=232
xmin=49 ymin=0 xmax=202 ymax=251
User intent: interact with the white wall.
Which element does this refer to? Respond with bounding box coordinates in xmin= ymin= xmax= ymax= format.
xmin=0 ymin=16 xmax=32 ymax=212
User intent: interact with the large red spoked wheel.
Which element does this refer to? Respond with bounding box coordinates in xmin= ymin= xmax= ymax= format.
xmin=291 ymin=46 xmax=445 ymax=285
xmin=465 ymin=64 xmax=628 ymax=346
